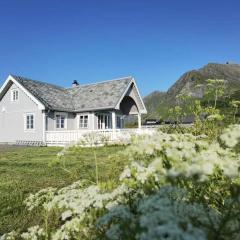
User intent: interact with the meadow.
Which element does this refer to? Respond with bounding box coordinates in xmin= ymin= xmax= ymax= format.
xmin=0 ymin=145 xmax=128 ymax=235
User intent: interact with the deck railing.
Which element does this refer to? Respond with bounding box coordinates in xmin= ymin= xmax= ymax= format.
xmin=45 ymin=128 xmax=156 ymax=146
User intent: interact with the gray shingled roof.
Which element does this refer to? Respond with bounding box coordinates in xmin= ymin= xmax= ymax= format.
xmin=11 ymin=75 xmax=132 ymax=112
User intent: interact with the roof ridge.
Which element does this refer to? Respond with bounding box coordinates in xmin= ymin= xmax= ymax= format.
xmin=66 ymin=76 xmax=133 ymax=89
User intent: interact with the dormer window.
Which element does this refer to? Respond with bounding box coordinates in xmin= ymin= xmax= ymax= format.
xmin=11 ymin=89 xmax=19 ymax=101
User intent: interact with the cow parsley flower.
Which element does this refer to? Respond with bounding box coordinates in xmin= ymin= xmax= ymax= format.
xmin=220 ymin=124 xmax=240 ymax=148
xmin=21 ymin=226 xmax=45 ymax=240
xmin=0 ymin=231 xmax=17 ymax=240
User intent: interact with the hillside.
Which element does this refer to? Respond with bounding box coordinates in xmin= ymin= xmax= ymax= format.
xmin=144 ymin=63 xmax=240 ymax=119
xmin=143 ymin=91 xmax=166 ymax=118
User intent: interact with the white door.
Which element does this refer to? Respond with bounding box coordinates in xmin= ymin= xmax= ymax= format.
xmin=97 ymin=114 xmax=110 ymax=129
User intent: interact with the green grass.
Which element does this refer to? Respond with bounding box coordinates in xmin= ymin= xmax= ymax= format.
xmin=0 ymin=145 xmax=128 ymax=235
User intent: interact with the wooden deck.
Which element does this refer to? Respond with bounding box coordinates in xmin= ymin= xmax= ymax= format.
xmin=45 ymin=128 xmax=156 ymax=146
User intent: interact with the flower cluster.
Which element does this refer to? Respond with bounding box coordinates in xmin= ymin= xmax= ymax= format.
xmin=24 ymin=187 xmax=56 ymax=211
xmin=97 ymin=186 xmax=217 ymax=240
xmin=21 ymin=226 xmax=45 ymax=240
xmin=220 ymin=124 xmax=240 ymax=148
xmin=0 ymin=231 xmax=18 ymax=240
xmin=124 ymin=129 xmax=240 ymax=181
xmin=23 ymin=179 xmax=130 ymax=240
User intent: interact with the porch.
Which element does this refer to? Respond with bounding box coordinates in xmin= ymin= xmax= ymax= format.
xmin=44 ymin=86 xmax=148 ymax=146
xmin=45 ymin=128 xmax=155 ymax=146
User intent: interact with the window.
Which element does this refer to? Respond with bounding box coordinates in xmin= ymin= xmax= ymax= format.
xmin=56 ymin=114 xmax=66 ymax=129
xmin=11 ymin=90 xmax=19 ymax=101
xmin=79 ymin=115 xmax=88 ymax=128
xmin=117 ymin=116 xmax=122 ymax=128
xmin=26 ymin=113 xmax=34 ymax=130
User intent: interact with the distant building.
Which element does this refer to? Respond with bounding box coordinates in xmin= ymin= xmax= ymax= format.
xmin=144 ymin=119 xmax=162 ymax=125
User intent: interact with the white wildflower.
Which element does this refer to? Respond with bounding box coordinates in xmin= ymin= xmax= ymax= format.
xmin=61 ymin=210 xmax=73 ymax=221
xmin=21 ymin=226 xmax=45 ymax=240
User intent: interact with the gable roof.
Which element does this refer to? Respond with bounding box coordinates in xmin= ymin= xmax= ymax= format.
xmin=1 ymin=75 xmax=143 ymax=112
xmin=12 ymin=75 xmax=74 ymax=111
xmin=67 ymin=77 xmax=132 ymax=111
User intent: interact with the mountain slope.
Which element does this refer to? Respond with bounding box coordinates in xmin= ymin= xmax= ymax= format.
xmin=143 ymin=91 xmax=167 ymax=118
xmin=144 ymin=63 xmax=240 ymax=118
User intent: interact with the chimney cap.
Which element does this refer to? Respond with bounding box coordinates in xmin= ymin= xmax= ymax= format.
xmin=72 ymin=80 xmax=79 ymax=87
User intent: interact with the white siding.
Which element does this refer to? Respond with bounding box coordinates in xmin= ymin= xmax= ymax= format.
xmin=0 ymin=83 xmax=44 ymax=143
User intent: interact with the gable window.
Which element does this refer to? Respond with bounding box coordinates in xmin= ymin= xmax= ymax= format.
xmin=56 ymin=114 xmax=66 ymax=129
xmin=79 ymin=115 xmax=88 ymax=128
xmin=25 ymin=113 xmax=34 ymax=130
xmin=11 ymin=89 xmax=19 ymax=101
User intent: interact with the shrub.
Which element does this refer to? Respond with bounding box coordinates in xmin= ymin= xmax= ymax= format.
xmin=1 ymin=125 xmax=240 ymax=240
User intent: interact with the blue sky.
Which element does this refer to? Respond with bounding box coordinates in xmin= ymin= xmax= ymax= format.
xmin=0 ymin=0 xmax=240 ymax=96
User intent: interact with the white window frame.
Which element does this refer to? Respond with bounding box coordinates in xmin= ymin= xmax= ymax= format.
xmin=11 ymin=89 xmax=19 ymax=102
xmin=24 ymin=113 xmax=35 ymax=132
xmin=55 ymin=112 xmax=68 ymax=130
xmin=79 ymin=114 xmax=89 ymax=129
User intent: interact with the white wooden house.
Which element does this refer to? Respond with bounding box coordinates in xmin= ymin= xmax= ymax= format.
xmin=0 ymin=75 xmax=148 ymax=145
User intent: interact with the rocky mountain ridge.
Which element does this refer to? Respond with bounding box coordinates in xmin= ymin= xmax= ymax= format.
xmin=144 ymin=63 xmax=240 ymax=118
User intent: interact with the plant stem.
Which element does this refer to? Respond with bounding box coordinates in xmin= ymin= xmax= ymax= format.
xmin=94 ymin=148 xmax=99 ymax=185
xmin=44 ymin=210 xmax=48 ymax=240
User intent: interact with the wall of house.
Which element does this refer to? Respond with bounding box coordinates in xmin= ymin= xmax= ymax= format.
xmin=45 ymin=110 xmax=124 ymax=131
xmin=93 ymin=110 xmax=124 ymax=129
xmin=0 ymin=82 xmax=44 ymax=143
xmin=46 ymin=111 xmax=77 ymax=131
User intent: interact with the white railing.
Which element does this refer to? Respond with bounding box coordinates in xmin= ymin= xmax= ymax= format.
xmin=45 ymin=128 xmax=156 ymax=146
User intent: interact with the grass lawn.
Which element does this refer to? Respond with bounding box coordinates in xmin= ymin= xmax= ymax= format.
xmin=0 ymin=145 xmax=128 ymax=235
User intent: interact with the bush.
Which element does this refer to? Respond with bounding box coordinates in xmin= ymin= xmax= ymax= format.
xmin=1 ymin=125 xmax=240 ymax=240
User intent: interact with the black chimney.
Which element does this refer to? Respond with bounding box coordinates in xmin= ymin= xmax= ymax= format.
xmin=72 ymin=80 xmax=79 ymax=87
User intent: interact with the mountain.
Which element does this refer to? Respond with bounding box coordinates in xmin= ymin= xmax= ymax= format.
xmin=143 ymin=91 xmax=166 ymax=118
xmin=144 ymin=63 xmax=240 ymax=119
